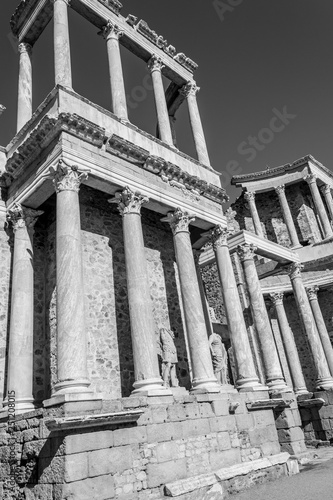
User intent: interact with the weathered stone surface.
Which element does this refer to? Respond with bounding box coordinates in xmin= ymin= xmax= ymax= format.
xmin=65 ymin=430 xmax=114 ymax=454
xmin=89 ymin=445 xmax=133 ymax=477
xmin=61 ymin=474 xmax=115 ymax=500
xmin=165 ymin=472 xmax=217 ymax=497
xmin=147 ymin=458 xmax=187 ymax=488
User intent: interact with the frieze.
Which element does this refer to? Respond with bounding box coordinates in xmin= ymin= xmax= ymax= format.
xmin=97 ymin=0 xmax=123 ymax=15
xmin=107 ymin=135 xmax=149 ymax=164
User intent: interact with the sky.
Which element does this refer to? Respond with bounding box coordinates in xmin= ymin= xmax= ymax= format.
xmin=0 ymin=0 xmax=333 ymax=203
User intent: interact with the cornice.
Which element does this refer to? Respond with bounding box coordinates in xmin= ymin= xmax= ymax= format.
xmin=97 ymin=0 xmax=123 ymax=16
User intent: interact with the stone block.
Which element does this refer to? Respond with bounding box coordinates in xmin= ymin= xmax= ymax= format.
xmin=211 ymin=400 xmax=229 ymax=417
xmin=147 ymin=459 xmax=187 ymax=488
xmin=209 ymin=447 xmax=242 ymax=470
xmin=286 ymin=457 xmax=299 ymax=475
xmin=147 ymin=422 xmax=183 ymax=443
xmin=22 ymin=428 xmax=39 ymax=442
xmin=63 ymin=400 xmax=103 ymax=414
xmin=184 ymin=404 xmax=201 ymax=419
xmin=235 ymin=413 xmax=254 ymax=431
xmin=217 ymin=432 xmax=231 ymax=451
xmin=65 ymin=452 xmax=89 ymax=482
xmin=61 ymin=474 xmax=115 ymax=500
xmin=249 ymin=425 xmax=278 ymax=446
xmin=88 ymin=445 xmax=133 ymax=477
xmin=65 ymin=430 xmax=114 ymax=454
xmin=253 ymin=410 xmax=275 ymax=428
xmin=327 ymin=392 xmax=333 ymax=405
xmin=167 ymin=405 xmax=187 ymax=422
xmin=113 ymin=426 xmax=147 ymax=446
xmin=38 ymin=456 xmax=65 ymax=483
xmin=277 ymin=427 xmax=304 ymax=443
xmin=22 ymin=439 xmax=49 ymax=459
xmin=291 ymin=409 xmax=302 ymax=427
xmin=181 ymin=418 xmax=210 ymax=438
xmin=136 ymin=408 xmax=153 ymax=426
xmin=260 ymin=440 xmax=281 ymax=456
xmin=281 ymin=440 xmax=306 ymax=455
xmin=151 ymin=405 xmax=168 ymax=424
xmin=318 ymin=405 xmax=333 ymax=419
xmin=122 ymin=397 xmax=148 ymax=409
xmin=155 ymin=441 xmax=179 ymax=463
xmin=200 ymin=403 xmax=215 ymax=418
xmin=274 ymin=411 xmax=296 ymax=429
xmin=209 ymin=416 xmax=237 ymax=433
xmin=24 ymin=484 xmax=53 ymax=499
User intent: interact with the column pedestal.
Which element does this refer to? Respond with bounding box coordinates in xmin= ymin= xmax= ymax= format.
xmin=162 ymin=209 xmax=220 ymax=393
xmin=288 ymin=263 xmax=333 ymax=390
xmin=17 ymin=43 xmax=32 ymax=132
xmin=4 ymin=204 xmax=43 ymax=413
xmin=237 ymin=244 xmax=288 ymax=393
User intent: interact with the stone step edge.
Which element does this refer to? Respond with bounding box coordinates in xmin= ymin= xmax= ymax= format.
xmin=164 ymin=452 xmax=291 ymax=497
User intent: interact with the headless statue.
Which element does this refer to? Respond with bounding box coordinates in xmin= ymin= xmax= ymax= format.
xmin=158 ymin=328 xmax=179 ymax=388
xmin=209 ymin=333 xmax=228 ymax=385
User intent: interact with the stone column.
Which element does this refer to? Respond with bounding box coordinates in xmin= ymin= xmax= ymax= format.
xmin=237 ymin=244 xmax=288 ymax=392
xmin=288 ymin=263 xmax=333 ymax=389
xmin=307 ymin=286 xmax=333 ymax=376
xmin=101 ymin=21 xmax=128 ymax=121
xmin=148 ymin=56 xmax=173 ymax=146
xmin=244 ymin=191 xmax=264 ymax=238
xmin=275 ymin=185 xmax=301 ymax=248
xmin=304 ymin=174 xmax=333 ymax=239
xmin=269 ymin=292 xmax=308 ymax=396
xmin=49 ymin=159 xmax=92 ymax=397
xmin=5 ymin=203 xmax=43 ymax=413
xmin=193 ymin=250 xmax=214 ymax=339
xmin=209 ymin=226 xmax=263 ymax=391
xmin=320 ymin=184 xmax=333 ymax=222
xmin=162 ymin=209 xmax=220 ymax=393
xmin=113 ymin=187 xmax=169 ymax=395
xmin=53 ymin=0 xmax=72 ymax=88
xmin=17 ymin=42 xmax=32 ymax=132
xmin=180 ymin=82 xmax=210 ymax=166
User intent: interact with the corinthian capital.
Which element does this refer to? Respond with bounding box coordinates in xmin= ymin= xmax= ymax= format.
xmin=147 ymin=55 xmax=164 ymax=73
xmin=320 ymin=184 xmax=332 ymax=196
xmin=161 ymin=207 xmax=195 ymax=235
xmin=101 ymin=20 xmax=124 ymax=40
xmin=244 ymin=191 xmax=256 ymax=202
xmin=304 ymin=173 xmax=317 ymax=185
xmin=179 ymin=81 xmax=200 ymax=98
xmin=110 ymin=186 xmax=149 ymax=215
xmin=306 ymin=285 xmax=319 ymax=301
xmin=275 ymin=185 xmax=285 ymax=195
xmin=46 ymin=159 xmax=89 ymax=194
xmin=236 ymin=243 xmax=257 ymax=261
xmin=288 ymin=262 xmax=304 ymax=280
xmin=269 ymin=292 xmax=284 ymax=306
xmin=18 ymin=42 xmax=32 ymax=55
xmin=209 ymin=225 xmax=229 ymax=250
xmin=7 ymin=203 xmax=43 ymax=232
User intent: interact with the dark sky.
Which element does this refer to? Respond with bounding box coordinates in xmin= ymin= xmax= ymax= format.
xmin=1 ymin=0 xmax=333 ymax=203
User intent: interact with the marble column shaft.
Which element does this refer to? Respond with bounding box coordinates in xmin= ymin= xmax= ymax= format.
xmin=320 ymin=185 xmax=333 ymax=222
xmin=304 ymin=174 xmax=333 ymax=238
xmin=307 ymin=286 xmax=333 ymax=376
xmin=17 ymin=43 xmax=32 ymax=132
xmin=210 ymin=226 xmax=262 ymax=391
xmin=6 ymin=204 xmax=43 ymax=412
xmin=275 ymin=185 xmax=301 ymax=248
xmin=244 ymin=191 xmax=264 ymax=238
xmin=237 ymin=244 xmax=287 ymax=391
xmin=49 ymin=160 xmax=91 ymax=394
xmin=270 ymin=292 xmax=308 ymax=395
xmin=148 ymin=56 xmax=173 ymax=146
xmin=163 ymin=209 xmax=219 ymax=393
xmin=180 ymin=82 xmax=210 ymax=166
xmin=288 ymin=263 xmax=333 ymax=389
xmin=53 ymin=0 xmax=72 ymax=88
xmin=113 ymin=187 xmax=166 ymax=395
xmin=102 ymin=21 xmax=128 ymax=121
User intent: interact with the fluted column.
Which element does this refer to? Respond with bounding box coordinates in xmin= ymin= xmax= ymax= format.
xmin=148 ymin=56 xmax=173 ymax=146
xmin=48 ymin=159 xmax=91 ymax=397
xmin=307 ymin=286 xmax=333 ymax=376
xmin=288 ymin=263 xmax=333 ymax=389
xmin=244 ymin=191 xmax=264 ymax=238
xmin=237 ymin=244 xmax=288 ymax=392
xmin=17 ymin=43 xmax=32 ymax=132
xmin=101 ymin=21 xmax=128 ymax=121
xmin=275 ymin=185 xmax=301 ymax=248
xmin=269 ymin=292 xmax=308 ymax=396
xmin=209 ymin=226 xmax=263 ymax=391
xmin=53 ymin=0 xmax=72 ymax=88
xmin=5 ymin=204 xmax=43 ymax=413
xmin=162 ymin=209 xmax=220 ymax=393
xmin=180 ymin=82 xmax=210 ymax=166
xmin=320 ymin=184 xmax=333 ymax=222
xmin=304 ymin=174 xmax=333 ymax=239
xmin=113 ymin=187 xmax=169 ymax=395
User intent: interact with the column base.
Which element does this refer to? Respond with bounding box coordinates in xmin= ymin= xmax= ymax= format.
xmin=295 ymin=388 xmax=312 ymax=398
xmin=267 ymin=379 xmax=290 ymax=393
xmin=43 ymin=392 xmax=103 ymax=408
xmin=219 ymin=383 xmax=238 ymax=394
xmin=291 ymin=244 xmax=303 ymax=250
xmin=236 ymin=378 xmax=268 ymax=392
xmin=131 ymin=378 xmax=172 ymax=396
xmin=315 ymin=377 xmax=333 ymax=390
xmin=52 ymin=378 xmax=93 ymax=396
xmin=190 ymin=377 xmax=221 ymax=394
xmin=2 ymin=397 xmax=35 ymax=415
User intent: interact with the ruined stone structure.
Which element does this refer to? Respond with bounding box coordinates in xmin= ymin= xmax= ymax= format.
xmin=0 ymin=1 xmax=324 ymax=500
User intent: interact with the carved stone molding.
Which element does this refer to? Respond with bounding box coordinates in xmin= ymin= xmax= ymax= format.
xmin=6 ymin=202 xmax=43 ymax=232
xmin=304 ymin=173 xmax=317 ymax=185
xmin=18 ymin=42 xmax=32 ymax=55
xmin=320 ymin=184 xmax=332 ymax=196
xmin=306 ymin=285 xmax=319 ymax=301
xmin=148 ymin=55 xmax=164 ymax=73
xmin=52 ymin=0 xmax=71 ymax=5
xmin=161 ymin=208 xmax=195 ymax=235
xmin=179 ymin=82 xmax=200 ymax=98
xmin=236 ymin=243 xmax=257 ymax=261
xmin=110 ymin=186 xmax=149 ymax=216
xmin=275 ymin=185 xmax=285 ymax=195
xmin=244 ymin=191 xmax=256 ymax=202
xmin=269 ymin=292 xmax=284 ymax=306
xmin=288 ymin=262 xmax=304 ymax=280
xmin=47 ymin=159 xmax=89 ymax=193
xmin=101 ymin=20 xmax=124 ymax=41
xmin=210 ymin=225 xmax=229 ymax=250
xmin=98 ymin=0 xmax=123 ymax=15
